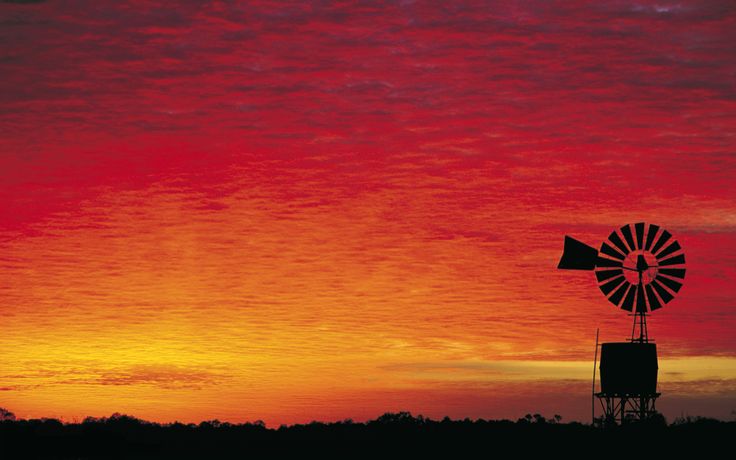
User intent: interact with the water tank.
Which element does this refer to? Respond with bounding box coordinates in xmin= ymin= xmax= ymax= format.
xmin=599 ymin=342 xmax=658 ymax=396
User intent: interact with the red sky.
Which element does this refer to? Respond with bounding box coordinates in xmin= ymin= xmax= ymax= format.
xmin=1 ymin=0 xmax=735 ymax=425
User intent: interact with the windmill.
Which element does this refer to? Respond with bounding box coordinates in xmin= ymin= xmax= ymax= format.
xmin=558 ymin=222 xmax=686 ymax=425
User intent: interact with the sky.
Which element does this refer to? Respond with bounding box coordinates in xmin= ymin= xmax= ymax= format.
xmin=1 ymin=0 xmax=735 ymax=425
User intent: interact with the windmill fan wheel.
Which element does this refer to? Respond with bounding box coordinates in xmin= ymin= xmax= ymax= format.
xmin=595 ymin=222 xmax=686 ymax=313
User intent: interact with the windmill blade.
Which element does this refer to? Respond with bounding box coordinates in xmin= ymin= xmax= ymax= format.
xmin=659 ymin=254 xmax=686 ymax=266
xmin=635 ymin=222 xmax=645 ymax=250
xmin=608 ymin=281 xmax=631 ymax=307
xmin=651 ymin=279 xmax=675 ymax=303
xmin=620 ymin=224 xmax=637 ymax=251
xmin=656 ymin=240 xmax=681 ymax=260
xmin=644 ymin=224 xmax=660 ymax=250
xmin=599 ymin=276 xmax=625 ymax=295
xmin=621 ymin=283 xmax=637 ymax=311
xmin=595 ymin=256 xmax=623 ymax=268
xmin=659 ymin=268 xmax=686 ymax=279
xmin=645 ymin=284 xmax=663 ymax=311
xmin=600 ymin=242 xmax=626 ymax=260
xmin=651 ymin=229 xmax=672 ymax=255
xmin=595 ymin=269 xmax=623 ymax=282
xmin=656 ymin=274 xmax=683 ymax=293
xmin=607 ymin=231 xmax=630 ymax=255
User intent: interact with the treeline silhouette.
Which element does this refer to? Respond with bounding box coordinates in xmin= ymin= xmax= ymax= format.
xmin=1 ymin=408 xmax=734 ymax=458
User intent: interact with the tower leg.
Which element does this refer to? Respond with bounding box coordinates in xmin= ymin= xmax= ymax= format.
xmin=596 ymin=394 xmax=659 ymax=425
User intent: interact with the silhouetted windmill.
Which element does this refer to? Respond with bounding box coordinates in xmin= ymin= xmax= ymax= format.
xmin=558 ymin=222 xmax=686 ymax=425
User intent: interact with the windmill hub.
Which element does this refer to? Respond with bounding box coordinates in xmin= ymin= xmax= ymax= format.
xmin=624 ymin=251 xmax=658 ymax=285
xmin=557 ymin=222 xmax=686 ymax=426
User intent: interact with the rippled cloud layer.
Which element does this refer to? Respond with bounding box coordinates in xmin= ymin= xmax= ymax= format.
xmin=1 ymin=0 xmax=735 ymax=424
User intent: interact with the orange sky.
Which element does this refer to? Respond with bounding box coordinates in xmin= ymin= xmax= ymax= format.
xmin=1 ymin=0 xmax=735 ymax=425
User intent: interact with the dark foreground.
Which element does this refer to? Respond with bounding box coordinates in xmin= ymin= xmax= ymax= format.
xmin=1 ymin=412 xmax=733 ymax=458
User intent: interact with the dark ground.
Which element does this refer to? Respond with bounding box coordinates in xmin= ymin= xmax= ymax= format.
xmin=1 ymin=411 xmax=733 ymax=458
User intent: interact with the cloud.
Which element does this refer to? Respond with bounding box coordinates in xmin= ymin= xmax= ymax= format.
xmin=381 ymin=359 xmax=591 ymax=382
xmin=426 ymin=229 xmax=502 ymax=243
xmin=662 ymin=378 xmax=736 ymax=395
xmin=192 ymin=200 xmax=229 ymax=211
xmin=96 ymin=365 xmax=223 ymax=389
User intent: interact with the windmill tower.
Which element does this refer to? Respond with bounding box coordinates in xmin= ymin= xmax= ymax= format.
xmin=558 ymin=222 xmax=686 ymax=425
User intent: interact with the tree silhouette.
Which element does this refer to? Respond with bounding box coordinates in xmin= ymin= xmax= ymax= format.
xmin=0 ymin=407 xmax=15 ymax=421
xmin=0 ymin=409 xmax=733 ymax=458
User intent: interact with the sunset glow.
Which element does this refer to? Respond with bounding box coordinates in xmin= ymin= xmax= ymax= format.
xmin=1 ymin=0 xmax=735 ymax=425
